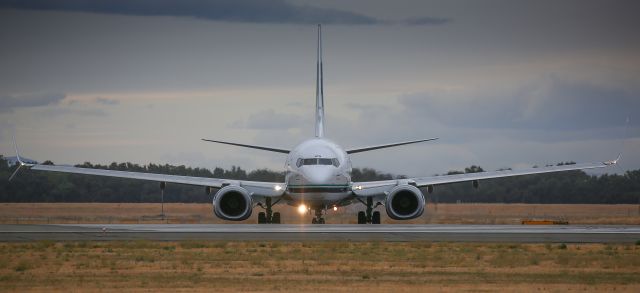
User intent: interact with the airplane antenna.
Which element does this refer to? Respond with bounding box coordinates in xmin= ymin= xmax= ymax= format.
xmin=315 ymin=24 xmax=325 ymax=138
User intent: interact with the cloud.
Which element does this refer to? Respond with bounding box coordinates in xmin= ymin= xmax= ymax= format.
xmin=0 ymin=93 xmax=66 ymax=112
xmin=0 ymin=94 xmax=113 ymax=117
xmin=399 ymin=77 xmax=640 ymax=131
xmin=234 ymin=109 xmax=308 ymax=130
xmin=0 ymin=0 xmax=448 ymax=26
xmin=403 ymin=16 xmax=450 ymax=26
xmin=0 ymin=0 xmax=374 ymax=25
xmin=36 ymin=107 xmax=107 ymax=118
xmin=95 ymin=97 xmax=119 ymax=106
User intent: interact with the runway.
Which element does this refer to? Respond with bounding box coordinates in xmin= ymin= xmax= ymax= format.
xmin=1 ymin=224 xmax=639 ymax=243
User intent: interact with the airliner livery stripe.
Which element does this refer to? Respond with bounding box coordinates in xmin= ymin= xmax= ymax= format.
xmin=287 ymin=184 xmax=350 ymax=188
xmin=287 ymin=184 xmax=351 ymax=193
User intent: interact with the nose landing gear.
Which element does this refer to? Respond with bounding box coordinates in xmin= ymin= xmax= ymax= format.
xmin=311 ymin=208 xmax=326 ymax=224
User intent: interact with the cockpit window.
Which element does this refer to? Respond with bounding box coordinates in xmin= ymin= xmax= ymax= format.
xmin=332 ymin=158 xmax=340 ymax=167
xmin=297 ymin=158 xmax=340 ymax=167
xmin=303 ymin=158 xmax=317 ymax=165
xmin=318 ymin=158 xmax=333 ymax=165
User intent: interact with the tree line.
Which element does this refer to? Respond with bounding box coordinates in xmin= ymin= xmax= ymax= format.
xmin=1 ymin=156 xmax=638 ymax=204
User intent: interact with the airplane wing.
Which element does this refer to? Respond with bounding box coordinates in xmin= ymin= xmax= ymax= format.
xmin=201 ymin=139 xmax=290 ymax=154
xmin=29 ymin=164 xmax=285 ymax=197
xmin=352 ymin=157 xmax=619 ymax=198
xmin=346 ymin=138 xmax=438 ymax=154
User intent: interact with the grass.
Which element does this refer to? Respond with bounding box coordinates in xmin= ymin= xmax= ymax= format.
xmin=13 ymin=260 xmax=30 ymax=272
xmin=0 ymin=241 xmax=639 ymax=291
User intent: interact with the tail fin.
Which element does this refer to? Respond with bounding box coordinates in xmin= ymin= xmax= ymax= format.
xmin=315 ymin=24 xmax=325 ymax=138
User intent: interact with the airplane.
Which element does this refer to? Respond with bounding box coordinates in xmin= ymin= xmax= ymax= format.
xmin=9 ymin=25 xmax=620 ymax=224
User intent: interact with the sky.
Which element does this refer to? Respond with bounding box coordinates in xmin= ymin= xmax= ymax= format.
xmin=0 ymin=0 xmax=639 ymax=177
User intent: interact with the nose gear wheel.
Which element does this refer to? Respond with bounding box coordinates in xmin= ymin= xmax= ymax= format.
xmin=312 ymin=208 xmax=326 ymax=224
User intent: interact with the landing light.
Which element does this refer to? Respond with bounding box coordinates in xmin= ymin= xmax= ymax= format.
xmin=333 ymin=206 xmax=337 ymax=211
xmin=297 ymin=204 xmax=307 ymax=214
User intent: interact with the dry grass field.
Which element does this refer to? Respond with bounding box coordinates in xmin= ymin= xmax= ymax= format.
xmin=2 ymin=203 xmax=639 ymax=291
xmin=0 ymin=203 xmax=639 ymax=225
xmin=0 ymin=241 xmax=639 ymax=292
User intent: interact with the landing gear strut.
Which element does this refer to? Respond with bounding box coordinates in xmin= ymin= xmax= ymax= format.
xmin=357 ymin=197 xmax=381 ymax=224
xmin=258 ymin=197 xmax=281 ymax=224
xmin=311 ymin=208 xmax=326 ymax=224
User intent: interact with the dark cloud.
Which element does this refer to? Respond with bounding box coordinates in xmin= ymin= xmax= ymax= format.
xmin=400 ymin=78 xmax=640 ymax=131
xmin=403 ymin=16 xmax=450 ymax=26
xmin=38 ymin=107 xmax=107 ymax=118
xmin=95 ymin=97 xmax=119 ymax=105
xmin=0 ymin=0 xmax=448 ymax=26
xmin=0 ymin=0 xmax=378 ymax=25
xmin=0 ymin=93 xmax=65 ymax=112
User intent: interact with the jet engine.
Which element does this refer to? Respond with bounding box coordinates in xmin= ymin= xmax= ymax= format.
xmin=213 ymin=186 xmax=252 ymax=221
xmin=385 ymin=185 xmax=425 ymax=220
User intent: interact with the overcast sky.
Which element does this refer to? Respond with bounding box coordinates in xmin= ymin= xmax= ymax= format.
xmin=1 ymin=0 xmax=638 ymax=177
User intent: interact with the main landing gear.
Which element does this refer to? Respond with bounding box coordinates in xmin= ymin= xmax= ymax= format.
xmin=357 ymin=197 xmax=381 ymax=224
xmin=257 ymin=197 xmax=281 ymax=224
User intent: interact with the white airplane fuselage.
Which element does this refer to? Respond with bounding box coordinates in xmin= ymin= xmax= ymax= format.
xmin=284 ymin=138 xmax=352 ymax=209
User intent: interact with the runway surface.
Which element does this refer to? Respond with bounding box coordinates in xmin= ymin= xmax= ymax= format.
xmin=1 ymin=224 xmax=639 ymax=243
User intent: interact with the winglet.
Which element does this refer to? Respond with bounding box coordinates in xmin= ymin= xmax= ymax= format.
xmin=13 ymin=132 xmax=23 ymax=166
xmin=12 ymin=131 xmax=33 ymax=167
xmin=604 ymin=153 xmax=621 ymax=166
xmin=8 ymin=131 xmax=34 ymax=181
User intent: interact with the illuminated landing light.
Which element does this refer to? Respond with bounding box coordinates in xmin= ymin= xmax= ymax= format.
xmin=274 ymin=185 xmax=282 ymax=191
xmin=297 ymin=204 xmax=307 ymax=214
xmin=333 ymin=206 xmax=338 ymax=211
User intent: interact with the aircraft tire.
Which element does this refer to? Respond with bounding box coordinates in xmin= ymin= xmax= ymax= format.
xmin=372 ymin=211 xmax=381 ymax=224
xmin=272 ymin=212 xmax=281 ymax=224
xmin=357 ymin=211 xmax=366 ymax=224
xmin=258 ymin=212 xmax=267 ymax=224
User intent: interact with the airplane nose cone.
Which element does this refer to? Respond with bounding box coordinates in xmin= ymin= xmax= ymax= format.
xmin=304 ymin=168 xmax=334 ymax=185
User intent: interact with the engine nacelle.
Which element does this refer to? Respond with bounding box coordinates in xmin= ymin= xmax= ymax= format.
xmin=385 ymin=185 xmax=426 ymax=220
xmin=213 ymin=186 xmax=252 ymax=221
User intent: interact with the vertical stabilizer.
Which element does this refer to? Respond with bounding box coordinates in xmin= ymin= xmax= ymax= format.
xmin=315 ymin=24 xmax=325 ymax=138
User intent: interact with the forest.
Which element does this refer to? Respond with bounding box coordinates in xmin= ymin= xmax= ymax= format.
xmin=1 ymin=156 xmax=638 ymax=204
